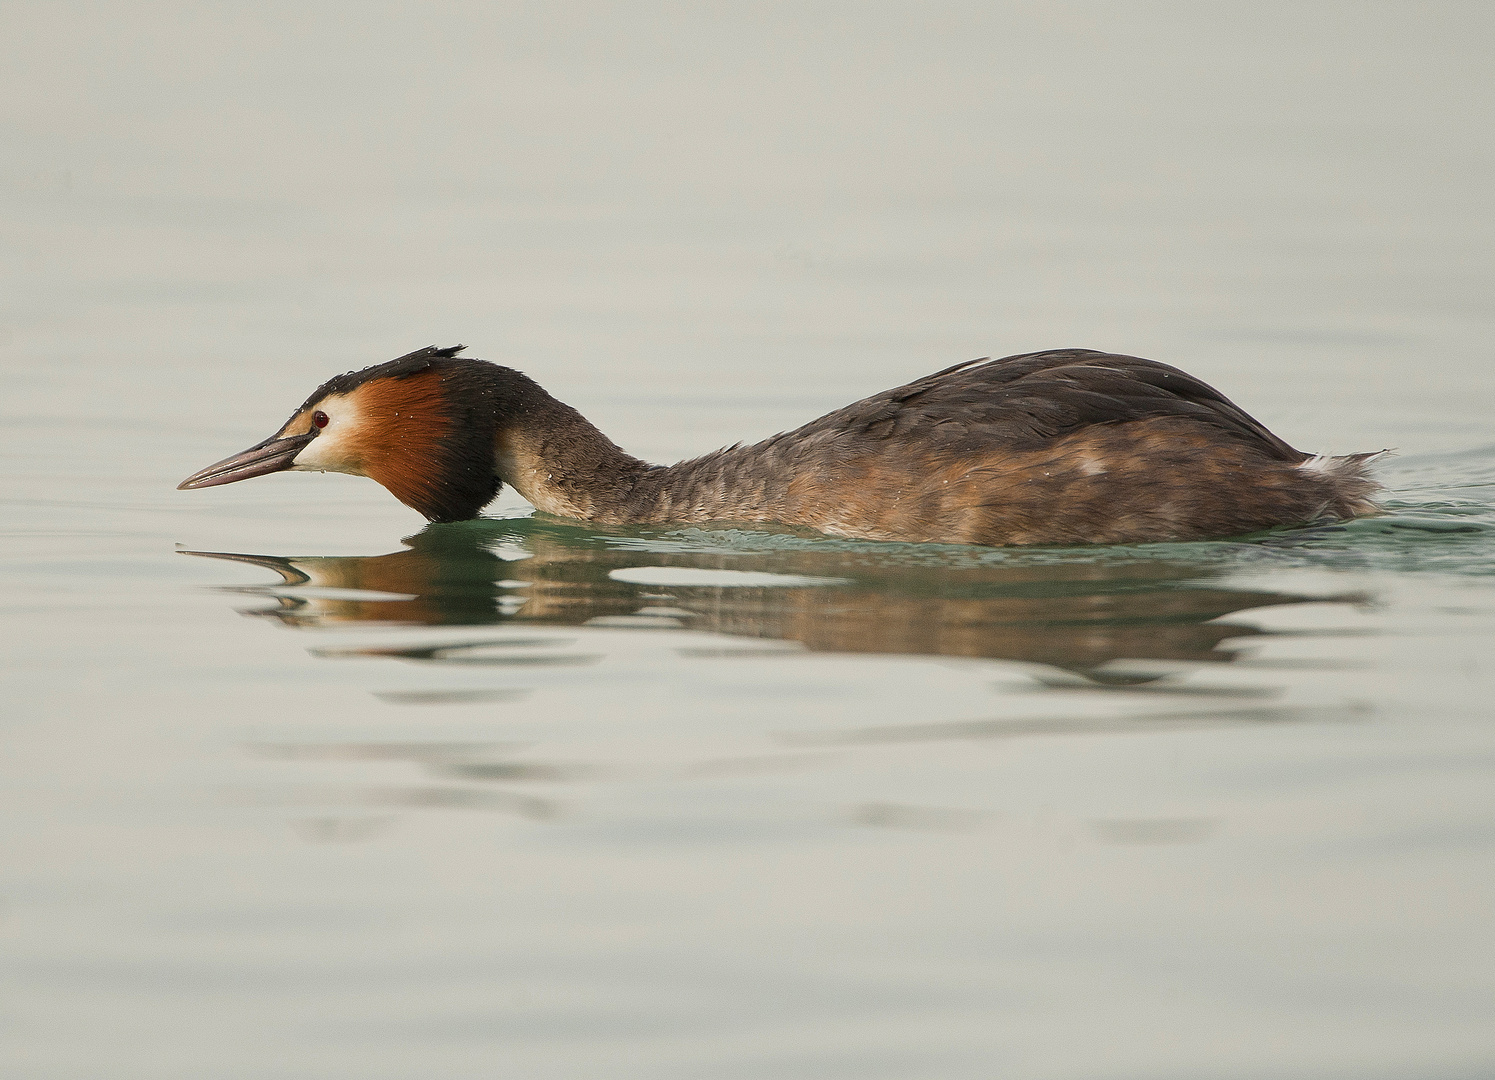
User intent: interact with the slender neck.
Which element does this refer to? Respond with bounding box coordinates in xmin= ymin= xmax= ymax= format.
xmin=491 ymin=370 xmax=804 ymax=527
xmin=494 ymin=390 xmax=653 ymax=523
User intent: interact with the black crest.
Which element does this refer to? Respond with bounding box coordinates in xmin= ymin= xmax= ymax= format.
xmin=297 ymin=344 xmax=469 ymax=414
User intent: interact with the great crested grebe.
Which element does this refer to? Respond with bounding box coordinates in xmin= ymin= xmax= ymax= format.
xmin=179 ymin=345 xmax=1381 ymax=546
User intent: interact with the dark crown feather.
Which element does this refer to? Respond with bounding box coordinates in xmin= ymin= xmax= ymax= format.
xmin=297 ymin=345 xmax=468 ymax=413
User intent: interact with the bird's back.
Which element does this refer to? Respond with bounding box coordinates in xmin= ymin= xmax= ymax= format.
xmin=629 ymin=350 xmax=1380 ymax=545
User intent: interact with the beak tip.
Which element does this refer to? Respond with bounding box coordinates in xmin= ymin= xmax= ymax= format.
xmin=176 ymin=432 xmax=314 ymax=493
xmin=177 ymin=471 xmax=218 ymax=490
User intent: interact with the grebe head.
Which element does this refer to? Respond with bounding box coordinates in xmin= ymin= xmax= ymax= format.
xmin=178 ymin=345 xmax=508 ymax=522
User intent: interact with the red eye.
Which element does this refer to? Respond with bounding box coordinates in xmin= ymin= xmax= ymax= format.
xmin=312 ymin=410 xmax=329 ymax=429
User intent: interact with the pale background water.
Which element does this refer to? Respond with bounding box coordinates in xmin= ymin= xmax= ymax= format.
xmin=3 ymin=3 xmax=1494 ymax=1077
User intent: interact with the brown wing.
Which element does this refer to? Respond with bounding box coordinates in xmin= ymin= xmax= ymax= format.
xmin=640 ymin=350 xmax=1333 ymax=544
xmin=782 ymin=349 xmax=1307 ymax=463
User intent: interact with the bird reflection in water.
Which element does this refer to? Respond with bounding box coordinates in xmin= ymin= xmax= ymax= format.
xmin=185 ymin=517 xmax=1341 ymax=675
xmin=187 ymin=519 xmax=1367 ymax=835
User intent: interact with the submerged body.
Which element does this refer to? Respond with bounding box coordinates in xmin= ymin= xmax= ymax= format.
xmin=179 ymin=346 xmax=1381 ymax=546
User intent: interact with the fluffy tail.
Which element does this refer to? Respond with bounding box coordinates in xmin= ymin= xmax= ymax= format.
xmin=1297 ymin=451 xmax=1389 ymax=520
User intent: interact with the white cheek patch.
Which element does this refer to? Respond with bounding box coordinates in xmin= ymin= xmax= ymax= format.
xmin=289 ymin=395 xmax=364 ymax=476
xmin=290 ymin=436 xmax=344 ymax=473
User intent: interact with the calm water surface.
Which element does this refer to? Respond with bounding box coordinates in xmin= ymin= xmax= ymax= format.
xmin=3 ymin=5 xmax=1494 ymax=1078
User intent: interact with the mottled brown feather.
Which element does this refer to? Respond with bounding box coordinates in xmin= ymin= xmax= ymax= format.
xmin=606 ymin=350 xmax=1381 ymax=544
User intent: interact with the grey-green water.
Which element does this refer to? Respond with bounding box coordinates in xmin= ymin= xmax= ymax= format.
xmin=3 ymin=5 xmax=1494 ymax=1077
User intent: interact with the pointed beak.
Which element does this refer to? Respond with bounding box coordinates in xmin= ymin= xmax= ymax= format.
xmin=178 ymin=432 xmax=316 ymax=490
